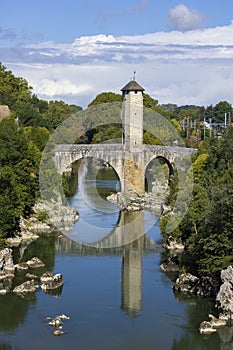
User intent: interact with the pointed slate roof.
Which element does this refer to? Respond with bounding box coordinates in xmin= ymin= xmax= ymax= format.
xmin=121 ymin=80 xmax=145 ymax=92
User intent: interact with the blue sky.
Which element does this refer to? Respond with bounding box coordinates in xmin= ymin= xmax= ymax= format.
xmin=1 ymin=0 xmax=233 ymax=107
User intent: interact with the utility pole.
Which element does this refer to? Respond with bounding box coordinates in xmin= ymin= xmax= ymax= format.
xmin=228 ymin=112 xmax=232 ymax=127
xmin=197 ymin=113 xmax=201 ymax=144
xmin=203 ymin=117 xmax=206 ymax=140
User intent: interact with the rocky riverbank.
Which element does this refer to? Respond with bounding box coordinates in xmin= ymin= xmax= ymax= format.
xmin=0 ymin=247 xmax=64 ymax=296
xmin=6 ymin=199 xmax=79 ymax=249
xmin=107 ymin=191 xmax=165 ymax=213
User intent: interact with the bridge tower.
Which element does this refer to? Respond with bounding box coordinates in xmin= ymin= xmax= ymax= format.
xmin=121 ymin=77 xmax=145 ymax=194
xmin=121 ymin=76 xmax=145 ymax=150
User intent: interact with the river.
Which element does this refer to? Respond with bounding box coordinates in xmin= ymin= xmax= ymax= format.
xmin=0 ymin=159 xmax=224 ymax=350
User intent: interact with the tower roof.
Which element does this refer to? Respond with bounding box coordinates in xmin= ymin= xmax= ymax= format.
xmin=121 ymin=80 xmax=145 ymax=92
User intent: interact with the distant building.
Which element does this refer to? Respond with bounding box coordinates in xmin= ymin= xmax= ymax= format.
xmin=0 ymin=105 xmax=10 ymax=121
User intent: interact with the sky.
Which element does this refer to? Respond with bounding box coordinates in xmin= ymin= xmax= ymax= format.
xmin=1 ymin=0 xmax=233 ymax=107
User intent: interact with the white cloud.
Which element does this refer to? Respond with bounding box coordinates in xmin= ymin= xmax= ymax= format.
xmin=34 ymin=79 xmax=93 ymax=97
xmin=168 ymin=4 xmax=204 ymax=31
xmin=3 ymin=21 xmax=233 ymax=107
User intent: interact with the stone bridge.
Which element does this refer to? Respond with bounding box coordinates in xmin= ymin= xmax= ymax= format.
xmin=54 ymin=78 xmax=197 ymax=194
xmin=55 ymin=143 xmax=196 ymax=193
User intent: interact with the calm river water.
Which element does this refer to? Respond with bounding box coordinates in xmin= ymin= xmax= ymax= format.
xmin=0 ymin=160 xmax=225 ymax=350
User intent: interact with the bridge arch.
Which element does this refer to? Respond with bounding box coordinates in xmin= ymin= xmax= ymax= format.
xmin=144 ymin=155 xmax=174 ymax=192
xmin=62 ymin=155 xmax=122 ymax=194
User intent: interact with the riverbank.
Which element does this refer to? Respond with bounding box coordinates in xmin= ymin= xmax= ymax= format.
xmin=6 ymin=199 xmax=79 ymax=249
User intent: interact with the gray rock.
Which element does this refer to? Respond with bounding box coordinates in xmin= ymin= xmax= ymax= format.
xmin=0 ymin=248 xmax=14 ymax=272
xmin=41 ymin=273 xmax=64 ymax=291
xmin=26 ymin=257 xmax=45 ymax=269
xmin=173 ymin=273 xmax=199 ymax=293
xmin=49 ymin=317 xmax=63 ymax=327
xmin=195 ymin=275 xmax=219 ymax=297
xmin=160 ymin=255 xmax=179 ymax=272
xmin=199 ymin=321 xmax=217 ymax=334
xmin=15 ymin=263 xmax=29 ymax=271
xmin=0 ymin=271 xmax=14 ymax=281
xmin=216 ymin=266 xmax=233 ymax=315
xmin=40 ymin=271 xmax=54 ymax=283
xmin=163 ymin=236 xmax=184 ymax=252
xmin=53 ymin=329 xmax=64 ymax=336
xmin=13 ymin=280 xmax=36 ymax=294
xmin=26 ymin=273 xmax=38 ymax=279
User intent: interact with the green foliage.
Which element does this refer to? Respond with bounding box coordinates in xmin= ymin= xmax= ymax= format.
xmin=143 ymin=93 xmax=158 ymax=109
xmin=161 ymin=127 xmax=233 ymax=273
xmin=40 ymin=100 xmax=73 ymax=130
xmin=0 ymin=117 xmax=41 ymax=237
xmin=88 ymin=92 xmax=122 ymax=107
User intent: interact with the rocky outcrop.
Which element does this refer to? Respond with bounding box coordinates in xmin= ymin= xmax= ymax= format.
xmin=0 ymin=248 xmax=15 ymax=294
xmin=33 ymin=200 xmax=79 ymax=233
xmin=0 ymin=248 xmax=15 ymax=273
xmin=216 ymin=266 xmax=233 ymax=316
xmin=162 ymin=236 xmax=184 ymax=252
xmin=199 ymin=314 xmax=228 ymax=334
xmin=26 ymin=257 xmax=45 ymax=269
xmin=199 ymin=266 xmax=233 ymax=337
xmin=107 ymin=191 xmax=163 ymax=213
xmin=13 ymin=280 xmax=37 ymax=295
xmin=116 ymin=192 xmax=145 ymax=211
xmin=195 ymin=275 xmax=220 ymax=297
xmin=15 ymin=262 xmax=29 ymax=271
xmin=6 ymin=198 xmax=79 ymax=250
xmin=41 ymin=273 xmax=64 ymax=291
xmin=173 ymin=272 xmax=219 ymax=297
xmin=173 ymin=273 xmax=199 ymax=293
xmin=160 ymin=255 xmax=179 ymax=273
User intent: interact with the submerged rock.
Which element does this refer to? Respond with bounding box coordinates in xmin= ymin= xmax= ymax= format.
xmin=59 ymin=314 xmax=70 ymax=320
xmin=53 ymin=329 xmax=64 ymax=336
xmin=49 ymin=317 xmax=63 ymax=327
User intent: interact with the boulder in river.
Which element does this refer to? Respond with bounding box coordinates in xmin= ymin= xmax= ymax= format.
xmin=40 ymin=271 xmax=54 ymax=283
xmin=13 ymin=280 xmax=36 ymax=294
xmin=41 ymin=273 xmax=64 ymax=291
xmin=160 ymin=255 xmax=179 ymax=273
xmin=199 ymin=321 xmax=217 ymax=335
xmin=26 ymin=257 xmax=45 ymax=269
xmin=173 ymin=273 xmax=199 ymax=293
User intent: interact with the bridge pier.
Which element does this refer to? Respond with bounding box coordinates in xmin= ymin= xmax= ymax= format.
xmin=122 ymin=151 xmax=145 ymax=194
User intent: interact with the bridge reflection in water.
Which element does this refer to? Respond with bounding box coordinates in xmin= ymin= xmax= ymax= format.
xmin=55 ymin=209 xmax=161 ymax=317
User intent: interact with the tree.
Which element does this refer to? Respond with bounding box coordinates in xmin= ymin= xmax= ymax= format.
xmin=88 ymin=92 xmax=122 ymax=107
